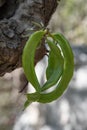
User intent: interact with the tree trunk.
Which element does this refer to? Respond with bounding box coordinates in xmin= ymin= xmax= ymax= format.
xmin=0 ymin=0 xmax=59 ymax=76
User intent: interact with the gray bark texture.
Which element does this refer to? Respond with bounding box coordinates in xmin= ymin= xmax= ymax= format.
xmin=0 ymin=0 xmax=59 ymax=76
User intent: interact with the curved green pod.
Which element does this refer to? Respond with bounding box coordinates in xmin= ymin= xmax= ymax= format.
xmin=22 ymin=30 xmax=46 ymax=92
xmin=38 ymin=33 xmax=74 ymax=103
xmin=41 ymin=39 xmax=64 ymax=91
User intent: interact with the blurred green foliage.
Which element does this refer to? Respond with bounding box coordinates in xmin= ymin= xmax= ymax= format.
xmin=49 ymin=0 xmax=87 ymax=45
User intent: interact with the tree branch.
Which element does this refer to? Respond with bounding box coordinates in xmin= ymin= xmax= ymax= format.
xmin=0 ymin=0 xmax=58 ymax=76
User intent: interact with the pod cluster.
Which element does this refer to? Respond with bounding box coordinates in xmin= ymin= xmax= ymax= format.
xmin=22 ymin=30 xmax=74 ymax=108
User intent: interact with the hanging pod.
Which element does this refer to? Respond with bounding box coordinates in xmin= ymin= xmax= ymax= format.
xmin=22 ymin=30 xmax=74 ymax=107
xmin=37 ymin=33 xmax=74 ymax=103
xmin=22 ymin=30 xmax=46 ymax=92
xmin=41 ymin=39 xmax=64 ymax=91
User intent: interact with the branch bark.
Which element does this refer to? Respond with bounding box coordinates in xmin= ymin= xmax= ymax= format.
xmin=0 ymin=0 xmax=58 ymax=76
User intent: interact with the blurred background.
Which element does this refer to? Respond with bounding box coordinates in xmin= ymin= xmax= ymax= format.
xmin=0 ymin=0 xmax=87 ymax=130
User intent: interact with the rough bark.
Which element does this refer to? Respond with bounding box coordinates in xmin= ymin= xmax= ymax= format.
xmin=0 ymin=0 xmax=58 ymax=76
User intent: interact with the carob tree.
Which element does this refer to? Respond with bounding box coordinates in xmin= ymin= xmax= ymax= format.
xmin=0 ymin=0 xmax=74 ymax=107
